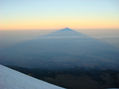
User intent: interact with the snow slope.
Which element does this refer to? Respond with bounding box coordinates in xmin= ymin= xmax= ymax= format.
xmin=0 ymin=65 xmax=65 ymax=89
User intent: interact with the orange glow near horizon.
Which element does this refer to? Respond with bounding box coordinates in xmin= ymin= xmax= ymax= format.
xmin=1 ymin=0 xmax=119 ymax=30
xmin=1 ymin=19 xmax=119 ymax=30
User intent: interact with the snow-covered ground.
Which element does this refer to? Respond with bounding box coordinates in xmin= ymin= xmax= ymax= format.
xmin=0 ymin=65 xmax=65 ymax=89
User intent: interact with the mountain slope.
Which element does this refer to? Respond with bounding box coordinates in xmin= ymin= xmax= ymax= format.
xmin=0 ymin=28 xmax=119 ymax=70
xmin=0 ymin=64 xmax=65 ymax=89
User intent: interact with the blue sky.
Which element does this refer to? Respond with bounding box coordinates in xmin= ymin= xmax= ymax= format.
xmin=0 ymin=0 xmax=119 ymax=30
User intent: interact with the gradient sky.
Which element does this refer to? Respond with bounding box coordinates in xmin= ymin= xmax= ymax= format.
xmin=0 ymin=0 xmax=119 ymax=30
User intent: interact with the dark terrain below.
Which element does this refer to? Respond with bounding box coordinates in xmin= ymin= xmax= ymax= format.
xmin=6 ymin=65 xmax=119 ymax=89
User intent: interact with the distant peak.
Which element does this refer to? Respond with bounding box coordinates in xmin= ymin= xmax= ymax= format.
xmin=59 ymin=27 xmax=74 ymax=32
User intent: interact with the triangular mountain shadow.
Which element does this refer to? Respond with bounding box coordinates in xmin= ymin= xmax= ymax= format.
xmin=40 ymin=28 xmax=88 ymax=38
xmin=57 ymin=27 xmax=74 ymax=32
xmin=0 ymin=28 xmax=119 ymax=70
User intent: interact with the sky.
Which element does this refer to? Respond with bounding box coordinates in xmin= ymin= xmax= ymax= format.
xmin=0 ymin=0 xmax=119 ymax=30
